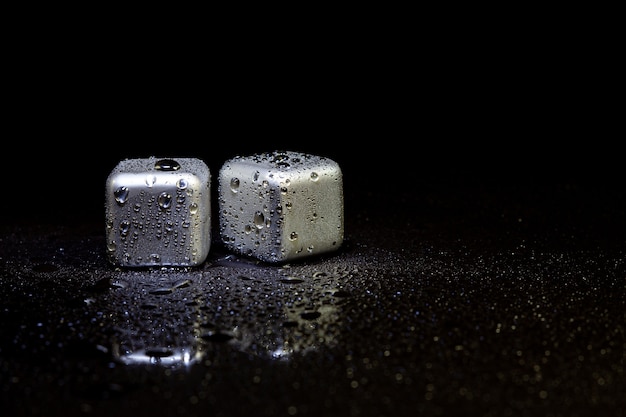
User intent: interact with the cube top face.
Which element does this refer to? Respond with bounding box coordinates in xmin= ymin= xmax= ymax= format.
xmin=218 ymin=150 xmax=344 ymax=263
xmin=105 ymin=157 xmax=211 ymax=268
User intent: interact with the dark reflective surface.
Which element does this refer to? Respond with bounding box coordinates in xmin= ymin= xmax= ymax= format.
xmin=1 ymin=162 xmax=624 ymax=416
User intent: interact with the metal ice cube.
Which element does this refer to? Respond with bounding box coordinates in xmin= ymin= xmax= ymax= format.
xmin=218 ymin=150 xmax=344 ymax=263
xmin=105 ymin=157 xmax=211 ymax=267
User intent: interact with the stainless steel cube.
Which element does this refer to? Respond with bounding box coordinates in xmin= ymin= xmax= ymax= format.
xmin=218 ymin=150 xmax=344 ymax=263
xmin=105 ymin=157 xmax=211 ymax=267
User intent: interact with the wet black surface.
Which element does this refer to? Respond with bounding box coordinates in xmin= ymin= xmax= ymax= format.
xmin=1 ymin=152 xmax=624 ymax=417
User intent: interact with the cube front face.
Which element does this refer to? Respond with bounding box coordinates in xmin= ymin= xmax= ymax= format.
xmin=105 ymin=157 xmax=211 ymax=267
xmin=218 ymin=151 xmax=344 ymax=263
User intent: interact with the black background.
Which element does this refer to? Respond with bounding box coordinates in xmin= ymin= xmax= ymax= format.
xmin=3 ymin=11 xmax=621 ymax=226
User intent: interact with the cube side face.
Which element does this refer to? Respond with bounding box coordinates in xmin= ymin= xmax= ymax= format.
xmin=105 ymin=157 xmax=211 ymax=267
xmin=217 ymin=160 xmax=281 ymax=262
xmin=280 ymin=162 xmax=344 ymax=261
xmin=218 ymin=151 xmax=344 ymax=263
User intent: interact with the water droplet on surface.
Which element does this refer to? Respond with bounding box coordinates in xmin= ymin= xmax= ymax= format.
xmin=145 ymin=174 xmax=157 ymax=187
xmin=230 ymin=178 xmax=240 ymax=192
xmin=189 ymin=202 xmax=198 ymax=214
xmin=289 ymin=232 xmax=298 ymax=241
xmin=254 ymin=211 xmax=265 ymax=229
xmin=119 ymin=220 xmax=130 ymax=236
xmin=280 ymin=276 xmax=304 ymax=284
xmin=158 ymin=192 xmax=172 ymax=209
xmin=149 ymin=287 xmax=172 ymax=295
xmin=177 ymin=178 xmax=188 ymax=189
xmin=114 ymin=186 xmax=129 ymax=205
xmin=310 ymin=172 xmax=319 ymax=181
xmin=155 ymin=159 xmax=181 ymax=171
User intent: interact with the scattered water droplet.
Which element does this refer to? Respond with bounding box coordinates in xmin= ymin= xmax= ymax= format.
xmin=149 ymin=287 xmax=172 ymax=295
xmin=119 ymin=220 xmax=130 ymax=236
xmin=230 ymin=177 xmax=240 ymax=192
xmin=145 ymin=174 xmax=157 ymax=187
xmin=177 ymin=178 xmax=188 ymax=189
xmin=280 ymin=276 xmax=304 ymax=284
xmin=289 ymin=232 xmax=298 ymax=241
xmin=155 ymin=159 xmax=181 ymax=171
xmin=114 ymin=186 xmax=129 ymax=205
xmin=158 ymin=192 xmax=172 ymax=209
xmin=254 ymin=211 xmax=265 ymax=229
xmin=310 ymin=172 xmax=319 ymax=181
xmin=189 ymin=202 xmax=198 ymax=215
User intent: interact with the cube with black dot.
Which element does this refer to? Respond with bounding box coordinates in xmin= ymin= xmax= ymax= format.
xmin=218 ymin=150 xmax=344 ymax=263
xmin=105 ymin=157 xmax=211 ymax=267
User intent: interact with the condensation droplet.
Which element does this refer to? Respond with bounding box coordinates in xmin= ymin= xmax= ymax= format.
xmin=177 ymin=178 xmax=188 ymax=189
xmin=158 ymin=192 xmax=172 ymax=209
xmin=146 ymin=174 xmax=157 ymax=187
xmin=254 ymin=211 xmax=265 ymax=229
xmin=289 ymin=232 xmax=298 ymax=241
xmin=310 ymin=172 xmax=319 ymax=181
xmin=189 ymin=202 xmax=198 ymax=214
xmin=230 ymin=178 xmax=240 ymax=192
xmin=155 ymin=159 xmax=181 ymax=171
xmin=253 ymin=171 xmax=260 ymax=181
xmin=119 ymin=220 xmax=130 ymax=236
xmin=107 ymin=241 xmax=117 ymax=253
xmin=114 ymin=186 xmax=129 ymax=205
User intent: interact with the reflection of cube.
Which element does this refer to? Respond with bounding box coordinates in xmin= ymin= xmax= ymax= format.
xmin=218 ymin=150 xmax=344 ymax=263
xmin=105 ymin=157 xmax=211 ymax=267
